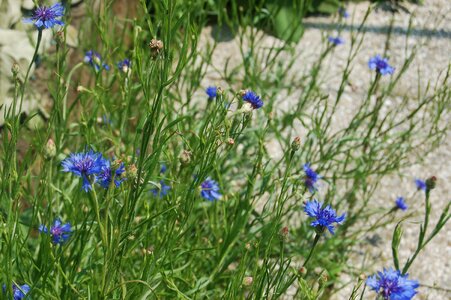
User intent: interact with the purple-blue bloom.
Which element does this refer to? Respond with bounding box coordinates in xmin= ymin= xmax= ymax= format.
xmin=84 ymin=50 xmax=110 ymax=72
xmin=395 ymin=197 xmax=407 ymax=211
xmin=304 ymin=200 xmax=345 ymax=234
xmin=366 ymin=268 xmax=419 ymax=300
xmin=242 ymin=90 xmax=264 ymax=109
xmin=39 ymin=218 xmax=72 ymax=245
xmin=2 ymin=284 xmax=30 ymax=300
xmin=368 ymin=55 xmax=395 ymax=75
xmin=303 ymin=163 xmax=321 ymax=192
xmin=206 ymin=86 xmax=218 ymax=99
xmin=415 ymin=179 xmax=426 ymax=191
xmin=151 ymin=180 xmax=171 ymax=198
xmin=339 ymin=8 xmax=350 ymax=18
xmin=200 ymin=178 xmax=222 ymax=201
xmin=117 ymin=58 xmax=131 ymax=74
xmin=160 ymin=164 xmax=167 ymax=174
xmin=61 ymin=150 xmax=106 ymax=192
xmin=97 ymin=159 xmax=125 ymax=189
xmin=328 ymin=36 xmax=344 ymax=46
xmin=23 ymin=2 xmax=64 ymax=29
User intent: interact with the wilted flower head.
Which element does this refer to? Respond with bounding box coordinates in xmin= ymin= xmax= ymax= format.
xmin=39 ymin=218 xmax=72 ymax=244
xmin=415 ymin=178 xmax=426 ymax=191
xmin=328 ymin=36 xmax=344 ymax=46
xmin=303 ymin=163 xmax=321 ymax=192
xmin=97 ymin=159 xmax=126 ymax=189
xmin=117 ymin=58 xmax=131 ymax=74
xmin=151 ymin=180 xmax=171 ymax=198
xmin=242 ymin=90 xmax=264 ymax=109
xmin=84 ymin=50 xmax=110 ymax=72
xmin=206 ymin=86 xmax=218 ymax=99
xmin=2 ymin=284 xmax=30 ymax=300
xmin=200 ymin=178 xmax=222 ymax=201
xmin=366 ymin=268 xmax=419 ymax=300
xmin=23 ymin=2 xmax=64 ymax=29
xmin=304 ymin=200 xmax=345 ymax=234
xmin=61 ymin=150 xmax=106 ymax=191
xmin=395 ymin=197 xmax=407 ymax=211
xmin=368 ymin=55 xmax=395 ymax=75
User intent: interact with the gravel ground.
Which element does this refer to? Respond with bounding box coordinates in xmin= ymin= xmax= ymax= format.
xmin=199 ymin=0 xmax=450 ymax=299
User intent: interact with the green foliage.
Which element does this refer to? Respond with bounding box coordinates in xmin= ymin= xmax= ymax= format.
xmin=0 ymin=0 xmax=448 ymax=299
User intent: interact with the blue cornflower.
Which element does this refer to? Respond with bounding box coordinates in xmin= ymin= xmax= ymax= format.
xmin=206 ymin=86 xmax=218 ymax=99
xmin=151 ymin=180 xmax=171 ymax=198
xmin=339 ymin=8 xmax=349 ymax=18
xmin=200 ymin=178 xmax=222 ymax=201
xmin=61 ymin=150 xmax=106 ymax=192
xmin=242 ymin=90 xmax=264 ymax=109
xmin=304 ymin=200 xmax=345 ymax=234
xmin=23 ymin=2 xmax=64 ymax=29
xmin=97 ymin=159 xmax=126 ymax=189
xmin=2 ymin=284 xmax=30 ymax=300
xmin=117 ymin=58 xmax=131 ymax=74
xmin=160 ymin=164 xmax=167 ymax=174
xmin=84 ymin=50 xmax=110 ymax=72
xmin=303 ymin=163 xmax=321 ymax=192
xmin=368 ymin=55 xmax=395 ymax=75
xmin=366 ymin=268 xmax=419 ymax=300
xmin=328 ymin=36 xmax=344 ymax=46
xmin=415 ymin=179 xmax=426 ymax=191
xmin=395 ymin=197 xmax=407 ymax=211
xmin=39 ymin=218 xmax=72 ymax=244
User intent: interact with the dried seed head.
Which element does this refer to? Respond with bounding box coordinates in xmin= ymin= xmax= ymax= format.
xmin=179 ymin=149 xmax=192 ymax=166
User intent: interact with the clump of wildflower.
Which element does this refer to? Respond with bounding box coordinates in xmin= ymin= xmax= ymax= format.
xmin=414 ymin=179 xmax=426 ymax=191
xmin=61 ymin=150 xmax=106 ymax=191
xmin=303 ymin=163 xmax=321 ymax=192
xmin=206 ymin=86 xmax=218 ymax=100
xmin=368 ymin=55 xmax=395 ymax=75
xmin=84 ymin=50 xmax=110 ymax=72
xmin=2 ymin=284 xmax=30 ymax=300
xmin=366 ymin=268 xmax=419 ymax=300
xmin=151 ymin=180 xmax=171 ymax=198
xmin=328 ymin=36 xmax=344 ymax=46
xmin=395 ymin=197 xmax=407 ymax=211
xmin=97 ymin=159 xmax=126 ymax=189
xmin=39 ymin=218 xmax=72 ymax=244
xmin=304 ymin=200 xmax=345 ymax=234
xmin=200 ymin=178 xmax=222 ymax=201
xmin=23 ymin=2 xmax=64 ymax=29
xmin=242 ymin=90 xmax=264 ymax=110
xmin=117 ymin=58 xmax=131 ymax=75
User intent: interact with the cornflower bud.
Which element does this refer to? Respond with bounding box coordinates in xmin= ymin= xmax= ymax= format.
xmin=425 ymin=176 xmax=437 ymax=191
xmin=291 ymin=136 xmax=301 ymax=152
xmin=149 ymin=38 xmax=163 ymax=58
xmin=243 ymin=276 xmax=253 ymax=286
xmin=43 ymin=138 xmax=57 ymax=159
